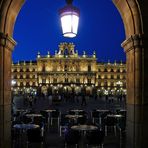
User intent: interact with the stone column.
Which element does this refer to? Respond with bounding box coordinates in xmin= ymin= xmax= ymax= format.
xmin=122 ymin=34 xmax=148 ymax=148
xmin=0 ymin=32 xmax=16 ymax=148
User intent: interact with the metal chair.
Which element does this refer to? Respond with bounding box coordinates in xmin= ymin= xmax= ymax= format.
xmin=86 ymin=130 xmax=104 ymax=148
xmin=50 ymin=110 xmax=60 ymax=128
xmin=27 ymin=128 xmax=44 ymax=148
xmin=59 ymin=114 xmax=70 ymax=136
xmin=77 ymin=115 xmax=87 ymax=125
xmin=104 ymin=116 xmax=117 ymax=136
xmin=64 ymin=129 xmax=80 ymax=148
xmin=68 ymin=110 xmax=75 ymax=115
xmin=21 ymin=115 xmax=32 ymax=124
xmin=33 ymin=116 xmax=45 ymax=129
xmin=91 ymin=110 xmax=100 ymax=124
xmin=40 ymin=110 xmax=49 ymax=123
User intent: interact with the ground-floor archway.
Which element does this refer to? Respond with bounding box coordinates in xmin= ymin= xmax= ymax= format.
xmin=0 ymin=0 xmax=148 ymax=147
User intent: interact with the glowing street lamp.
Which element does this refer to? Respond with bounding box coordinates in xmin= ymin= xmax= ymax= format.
xmin=59 ymin=0 xmax=80 ymax=38
xmin=11 ymin=80 xmax=16 ymax=86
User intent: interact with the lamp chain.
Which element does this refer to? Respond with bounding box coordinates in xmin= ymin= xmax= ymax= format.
xmin=66 ymin=0 xmax=73 ymax=5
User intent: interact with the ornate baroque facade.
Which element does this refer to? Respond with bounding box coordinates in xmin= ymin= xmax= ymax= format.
xmin=11 ymin=43 xmax=126 ymax=95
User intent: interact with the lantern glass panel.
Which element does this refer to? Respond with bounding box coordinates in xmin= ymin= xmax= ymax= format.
xmin=61 ymin=13 xmax=79 ymax=38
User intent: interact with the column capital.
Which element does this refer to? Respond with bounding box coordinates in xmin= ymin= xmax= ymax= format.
xmin=122 ymin=34 xmax=144 ymax=53
xmin=0 ymin=32 xmax=17 ymax=51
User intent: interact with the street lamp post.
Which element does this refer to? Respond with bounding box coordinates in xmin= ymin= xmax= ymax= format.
xmin=59 ymin=0 xmax=80 ymax=38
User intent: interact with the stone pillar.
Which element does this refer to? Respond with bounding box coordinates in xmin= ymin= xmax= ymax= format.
xmin=0 ymin=32 xmax=16 ymax=148
xmin=122 ymin=34 xmax=148 ymax=148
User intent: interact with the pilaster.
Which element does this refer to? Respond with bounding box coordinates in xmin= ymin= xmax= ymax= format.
xmin=0 ymin=32 xmax=16 ymax=148
xmin=122 ymin=34 xmax=148 ymax=148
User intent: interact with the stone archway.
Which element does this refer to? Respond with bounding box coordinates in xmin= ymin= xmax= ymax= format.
xmin=0 ymin=0 xmax=148 ymax=148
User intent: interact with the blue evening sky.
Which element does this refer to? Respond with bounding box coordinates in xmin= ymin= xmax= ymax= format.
xmin=13 ymin=0 xmax=126 ymax=63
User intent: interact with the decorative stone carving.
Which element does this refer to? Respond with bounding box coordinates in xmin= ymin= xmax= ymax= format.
xmin=122 ymin=34 xmax=144 ymax=53
xmin=0 ymin=32 xmax=16 ymax=51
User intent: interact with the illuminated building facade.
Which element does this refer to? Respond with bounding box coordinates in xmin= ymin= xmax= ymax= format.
xmin=11 ymin=43 xmax=126 ymax=96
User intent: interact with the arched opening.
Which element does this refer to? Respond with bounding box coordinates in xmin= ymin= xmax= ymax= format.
xmin=0 ymin=0 xmax=147 ymax=148
xmin=13 ymin=0 xmax=125 ymax=62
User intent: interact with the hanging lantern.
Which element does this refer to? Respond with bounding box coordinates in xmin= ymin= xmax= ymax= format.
xmin=59 ymin=0 xmax=80 ymax=38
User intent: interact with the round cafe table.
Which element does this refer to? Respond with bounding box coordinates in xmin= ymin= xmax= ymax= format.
xmin=107 ymin=114 xmax=123 ymax=118
xmin=66 ymin=114 xmax=83 ymax=124
xmin=44 ymin=109 xmax=56 ymax=112
xmin=44 ymin=109 xmax=57 ymax=126
xmin=71 ymin=124 xmax=98 ymax=147
xmin=25 ymin=114 xmax=42 ymax=117
xmin=70 ymin=109 xmax=83 ymax=112
xmin=44 ymin=109 xmax=56 ymax=117
xmin=13 ymin=123 xmax=40 ymax=137
xmin=71 ymin=124 xmax=98 ymax=132
xmin=120 ymin=109 xmax=126 ymax=112
xmin=44 ymin=109 xmax=56 ymax=119
xmin=44 ymin=109 xmax=56 ymax=114
xmin=15 ymin=109 xmax=28 ymax=113
xmin=96 ymin=109 xmax=109 ymax=112
xmin=70 ymin=109 xmax=84 ymax=114
xmin=107 ymin=114 xmax=123 ymax=125
xmin=13 ymin=123 xmax=40 ymax=130
xmin=13 ymin=123 xmax=40 ymax=144
xmin=66 ymin=114 xmax=83 ymax=119
xmin=25 ymin=113 xmax=42 ymax=122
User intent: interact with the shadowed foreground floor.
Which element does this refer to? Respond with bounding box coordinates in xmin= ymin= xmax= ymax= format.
xmin=12 ymin=95 xmax=126 ymax=148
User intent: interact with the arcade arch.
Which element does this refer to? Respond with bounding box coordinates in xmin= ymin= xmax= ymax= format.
xmin=0 ymin=0 xmax=148 ymax=148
